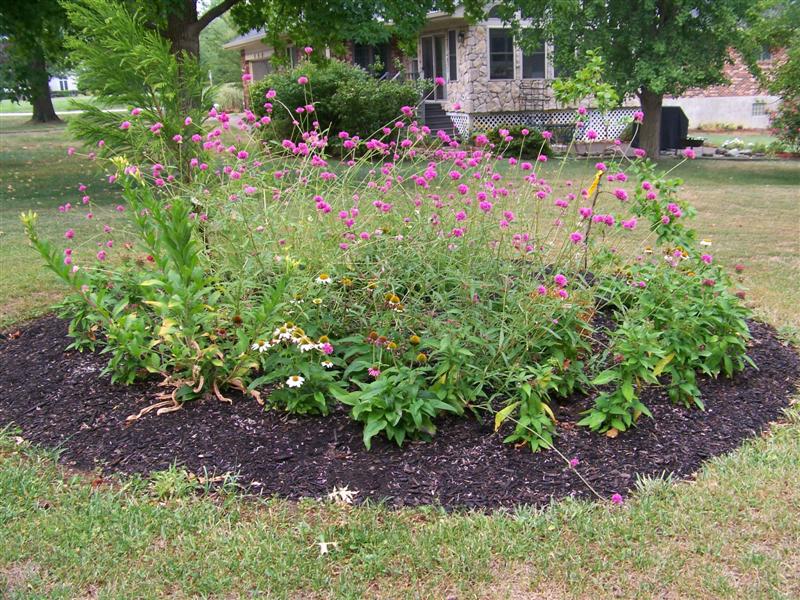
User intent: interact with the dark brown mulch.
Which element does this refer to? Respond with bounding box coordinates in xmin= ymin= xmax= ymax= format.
xmin=0 ymin=316 xmax=798 ymax=510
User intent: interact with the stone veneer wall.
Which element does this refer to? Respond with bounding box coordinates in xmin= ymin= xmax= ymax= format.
xmin=433 ymin=25 xmax=560 ymax=114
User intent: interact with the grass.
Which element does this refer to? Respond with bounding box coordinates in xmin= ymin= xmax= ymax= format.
xmin=0 ymin=96 xmax=123 ymax=115
xmin=1 ymin=121 xmax=799 ymax=598
xmin=689 ymin=129 xmax=778 ymax=147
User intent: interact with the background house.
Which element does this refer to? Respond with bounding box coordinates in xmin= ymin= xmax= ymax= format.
xmin=224 ymin=10 xmax=641 ymax=140
xmin=664 ymin=49 xmax=782 ymax=130
xmin=48 ymin=73 xmax=79 ymax=94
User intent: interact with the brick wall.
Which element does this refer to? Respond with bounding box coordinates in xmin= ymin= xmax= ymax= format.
xmin=676 ymin=49 xmax=783 ymax=98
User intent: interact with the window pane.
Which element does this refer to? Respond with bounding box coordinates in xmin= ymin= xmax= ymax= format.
xmin=448 ymin=30 xmax=458 ymax=81
xmin=522 ymin=53 xmax=545 ymax=78
xmin=489 ymin=29 xmax=514 ymax=79
xmin=522 ymin=42 xmax=545 ymax=79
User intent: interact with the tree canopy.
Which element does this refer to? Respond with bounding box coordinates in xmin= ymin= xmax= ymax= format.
xmin=471 ymin=0 xmax=764 ymax=157
xmin=0 ymin=0 xmax=73 ymax=121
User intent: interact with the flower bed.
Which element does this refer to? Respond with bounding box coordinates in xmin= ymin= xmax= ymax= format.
xmin=22 ymin=61 xmax=753 ymax=456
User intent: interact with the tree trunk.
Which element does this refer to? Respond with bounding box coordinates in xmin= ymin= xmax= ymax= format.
xmin=164 ymin=0 xmax=201 ymax=58
xmin=637 ymin=88 xmax=663 ymax=160
xmin=28 ymin=50 xmax=60 ymax=123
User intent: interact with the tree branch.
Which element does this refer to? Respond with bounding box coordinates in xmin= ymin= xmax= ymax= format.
xmin=196 ymin=0 xmax=242 ymax=32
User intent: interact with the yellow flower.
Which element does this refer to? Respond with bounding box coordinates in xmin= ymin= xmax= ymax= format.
xmin=409 ymin=335 xmax=421 ymax=345
xmin=415 ymin=352 xmax=428 ymax=363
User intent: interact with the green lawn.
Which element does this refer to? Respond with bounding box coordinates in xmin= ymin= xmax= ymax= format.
xmin=0 ymin=96 xmax=123 ymax=115
xmin=1 ymin=121 xmax=799 ymax=598
xmin=689 ymin=129 xmax=778 ymax=147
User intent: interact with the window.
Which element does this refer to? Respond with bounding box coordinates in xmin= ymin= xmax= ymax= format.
xmin=489 ymin=29 xmax=514 ymax=79
xmin=59 ymin=78 xmax=69 ymax=91
xmin=522 ymin=42 xmax=545 ymax=79
xmin=448 ymin=30 xmax=458 ymax=81
xmin=752 ymin=101 xmax=767 ymax=116
xmin=353 ymin=43 xmax=389 ymax=76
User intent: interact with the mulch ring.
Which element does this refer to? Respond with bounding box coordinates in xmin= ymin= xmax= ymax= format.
xmin=1 ymin=316 xmax=798 ymax=510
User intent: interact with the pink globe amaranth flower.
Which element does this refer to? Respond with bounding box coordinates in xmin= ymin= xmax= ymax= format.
xmin=614 ymin=188 xmax=628 ymax=201
xmin=541 ymin=130 xmax=552 ymax=140
xmin=108 ymin=174 xmax=116 ymax=184
xmin=570 ymin=231 xmax=584 ymax=244
xmin=242 ymin=72 xmax=253 ymax=82
xmin=184 ymin=116 xmax=193 ymax=126
xmin=339 ymin=242 xmax=349 ymax=250
xmin=586 ymin=129 xmax=598 ymax=140
xmin=451 ymin=227 xmax=465 ymax=237
xmin=244 ymin=185 xmax=257 ymax=195
xmin=119 ymin=121 xmax=130 ymax=130
xmin=595 ymin=162 xmax=607 ymax=171
xmin=682 ymin=148 xmax=696 ymax=159
xmin=702 ymin=278 xmax=716 ymax=287
xmin=67 ymin=147 xmax=75 ymax=156
xmin=368 ymin=367 xmax=381 ymax=378
xmin=661 ymin=215 xmax=671 ymax=225
xmin=642 ymin=181 xmax=652 ymax=191
xmin=64 ymin=229 xmax=75 ymax=239
xmin=701 ymin=254 xmax=713 ymax=264
xmin=191 ymin=133 xmax=202 ymax=143
xmin=633 ymin=110 xmax=644 ymax=123
xmin=537 ymin=285 xmax=547 ymax=296
xmin=172 ymin=134 xmax=183 ymax=143
xmin=479 ymin=200 xmax=493 ymax=213
xmin=96 ymin=250 xmax=107 ymax=261
xmin=115 ymin=205 xmax=125 ymax=212
xmin=321 ymin=342 xmax=334 ymax=354
xmin=452 ymin=102 xmax=462 ymax=110
xmin=537 ymin=155 xmax=547 ymax=162
xmin=97 ymin=139 xmax=105 ymax=148
xmin=558 ymin=289 xmax=569 ymax=299
xmin=265 ymin=88 xmax=277 ymax=99
xmin=131 ymin=107 xmax=142 ymax=116
xmin=734 ymin=263 xmax=745 ymax=273
xmin=455 ymin=210 xmax=467 ymax=221
xmin=569 ymin=457 xmax=580 ymax=468
xmin=434 ymin=76 xmax=445 ymax=85
xmin=611 ymin=493 xmax=624 ymax=505
xmin=622 ymin=218 xmax=637 ymax=230
xmin=646 ymin=191 xmax=657 ymax=200
xmin=579 ymin=206 xmax=593 ymax=219
xmin=634 ymin=148 xmax=647 ymax=158
xmin=554 ymin=273 xmax=568 ymax=288
xmin=577 ymin=106 xmax=587 ymax=115
xmin=304 ymin=46 xmax=313 ymax=54
xmin=297 ymin=76 xmax=308 ymax=85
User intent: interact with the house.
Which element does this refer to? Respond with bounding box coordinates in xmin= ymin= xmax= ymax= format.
xmin=223 ymin=8 xmax=639 ymax=139
xmin=663 ymin=49 xmax=782 ymax=130
xmin=49 ymin=74 xmax=79 ymax=94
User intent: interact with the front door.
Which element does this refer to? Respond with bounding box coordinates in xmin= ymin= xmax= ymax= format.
xmin=421 ymin=35 xmax=447 ymax=101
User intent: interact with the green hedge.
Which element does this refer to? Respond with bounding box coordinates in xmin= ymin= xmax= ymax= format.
xmin=249 ymin=60 xmax=427 ymax=144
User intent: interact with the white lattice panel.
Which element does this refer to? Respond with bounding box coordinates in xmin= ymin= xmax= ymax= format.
xmin=446 ymin=112 xmax=471 ymax=137
xmin=468 ymin=108 xmax=637 ymax=141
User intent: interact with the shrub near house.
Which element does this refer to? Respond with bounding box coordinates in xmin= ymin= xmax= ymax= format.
xmin=23 ymin=56 xmax=752 ymax=452
xmin=249 ymin=60 xmax=428 ymax=150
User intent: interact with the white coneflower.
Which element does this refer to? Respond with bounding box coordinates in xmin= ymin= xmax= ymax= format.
xmin=316 ymin=273 xmax=332 ymax=284
xmin=700 ymin=239 xmax=712 ymax=246
xmin=286 ymin=375 xmax=305 ymax=388
xmin=251 ymin=340 xmax=270 ymax=352
xmin=321 ymin=360 xmax=333 ymax=369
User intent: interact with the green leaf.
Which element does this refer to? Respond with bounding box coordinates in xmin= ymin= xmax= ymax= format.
xmin=591 ymin=370 xmax=618 ymax=386
xmin=363 ymin=419 xmax=386 ymax=449
xmin=621 ymin=380 xmax=634 ymax=402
